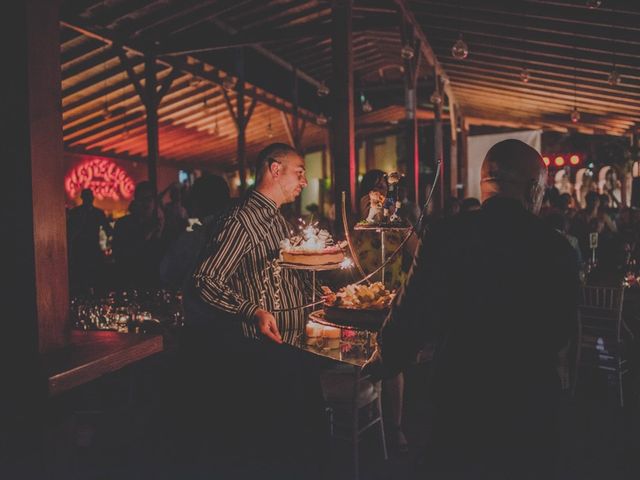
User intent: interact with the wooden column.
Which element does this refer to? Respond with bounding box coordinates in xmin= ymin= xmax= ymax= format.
xmin=119 ymin=49 xmax=176 ymax=196
xmin=5 ymin=0 xmax=69 ymax=353
xmin=281 ymin=68 xmax=307 ymax=153
xmin=401 ymin=20 xmax=421 ymax=206
xmin=448 ymin=101 xmax=459 ymax=198
xmin=236 ymin=48 xmax=247 ymax=193
xmin=433 ymin=77 xmax=445 ymax=211
xmin=144 ymin=49 xmax=159 ymax=196
xmin=330 ymin=0 xmax=356 ymax=233
xmin=222 ymin=49 xmax=257 ymax=194
xmin=458 ymin=115 xmax=469 ymax=198
xmin=3 ymin=0 xmax=67 ymax=411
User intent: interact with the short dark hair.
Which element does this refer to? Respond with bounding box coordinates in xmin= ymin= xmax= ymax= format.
xmin=461 ymin=197 xmax=481 ymax=211
xmin=255 ymin=143 xmax=299 ymax=185
xmin=80 ymin=188 xmax=93 ymax=202
xmin=585 ymin=191 xmax=600 ymax=209
xmin=190 ymin=174 xmax=231 ymax=217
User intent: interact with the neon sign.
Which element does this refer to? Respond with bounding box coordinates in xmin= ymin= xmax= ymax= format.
xmin=65 ymin=158 xmax=135 ymax=201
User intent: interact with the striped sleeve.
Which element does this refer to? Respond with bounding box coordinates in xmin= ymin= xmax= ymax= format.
xmin=192 ymin=219 xmax=259 ymax=323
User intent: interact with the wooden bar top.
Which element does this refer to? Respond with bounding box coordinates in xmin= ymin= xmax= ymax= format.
xmin=44 ymin=330 xmax=163 ymax=397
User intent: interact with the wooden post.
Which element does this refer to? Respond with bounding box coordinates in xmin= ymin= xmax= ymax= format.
xmin=236 ymin=48 xmax=247 ymax=193
xmin=5 ymin=0 xmax=69 ymax=353
xmin=458 ymin=115 xmax=469 ymax=199
xmin=144 ymin=48 xmax=159 ymax=196
xmin=331 ymin=0 xmax=356 ymax=234
xmin=222 ymin=49 xmax=257 ymax=195
xmin=433 ymin=77 xmax=445 ymax=212
xmin=3 ymin=0 xmax=67 ymax=411
xmin=401 ymin=19 xmax=421 ymax=206
xmin=448 ymin=101 xmax=459 ymax=198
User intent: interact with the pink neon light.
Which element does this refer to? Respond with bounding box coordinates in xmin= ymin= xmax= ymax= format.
xmin=65 ymin=158 xmax=135 ymax=201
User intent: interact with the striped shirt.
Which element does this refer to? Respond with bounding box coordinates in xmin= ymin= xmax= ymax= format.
xmin=193 ymin=189 xmax=310 ymax=342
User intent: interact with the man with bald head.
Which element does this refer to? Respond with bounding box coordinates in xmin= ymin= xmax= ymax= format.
xmin=366 ymin=139 xmax=578 ymax=477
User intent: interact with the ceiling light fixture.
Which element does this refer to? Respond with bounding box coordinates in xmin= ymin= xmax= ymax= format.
xmin=317 ymin=81 xmax=330 ymax=97
xmin=451 ymin=33 xmax=469 ymax=60
xmin=401 ymin=43 xmax=415 ymax=60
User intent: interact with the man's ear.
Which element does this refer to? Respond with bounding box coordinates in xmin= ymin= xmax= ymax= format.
xmin=269 ymin=161 xmax=279 ymax=178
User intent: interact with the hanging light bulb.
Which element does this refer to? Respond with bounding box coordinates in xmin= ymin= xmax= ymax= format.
xmin=213 ymin=118 xmax=219 ymax=136
xmin=430 ymin=91 xmax=443 ymax=106
xmin=267 ymin=119 xmax=274 ymax=138
xmin=222 ymin=75 xmax=236 ymax=91
xmin=316 ymin=81 xmax=330 ymax=97
xmin=520 ymin=67 xmax=531 ymax=83
xmin=451 ymin=33 xmax=469 ymax=60
xmin=586 ymin=0 xmax=602 ymax=8
xmin=570 ymin=107 xmax=581 ymax=123
xmin=607 ymin=69 xmax=621 ymax=86
xmin=317 ymin=113 xmax=328 ymax=126
xmin=362 ymin=99 xmax=373 ymax=113
xmin=400 ymin=43 xmax=415 ymax=60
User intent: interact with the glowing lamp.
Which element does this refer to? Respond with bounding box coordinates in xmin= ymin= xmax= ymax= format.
xmin=569 ymin=155 xmax=580 ymax=165
xmin=554 ymin=156 xmax=565 ymax=167
xmin=542 ymin=156 xmax=550 ymax=167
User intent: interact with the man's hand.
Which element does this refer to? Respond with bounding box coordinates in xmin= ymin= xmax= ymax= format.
xmin=255 ymin=309 xmax=283 ymax=344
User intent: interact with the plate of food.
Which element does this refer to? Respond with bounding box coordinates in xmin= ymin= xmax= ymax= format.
xmin=321 ymin=282 xmax=395 ymax=330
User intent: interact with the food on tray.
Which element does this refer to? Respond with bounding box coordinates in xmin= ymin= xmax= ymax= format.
xmin=280 ymin=221 xmax=346 ymax=266
xmin=320 ymin=282 xmax=394 ymax=330
xmin=321 ymin=282 xmax=395 ymax=310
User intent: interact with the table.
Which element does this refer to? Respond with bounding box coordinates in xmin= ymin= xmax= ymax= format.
xmin=44 ymin=330 xmax=163 ymax=396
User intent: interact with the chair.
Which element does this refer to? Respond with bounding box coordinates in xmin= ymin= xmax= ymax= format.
xmin=572 ymin=285 xmax=629 ymax=406
xmin=320 ymin=365 xmax=388 ymax=480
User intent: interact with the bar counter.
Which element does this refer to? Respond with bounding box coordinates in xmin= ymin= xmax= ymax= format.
xmin=44 ymin=330 xmax=163 ymax=396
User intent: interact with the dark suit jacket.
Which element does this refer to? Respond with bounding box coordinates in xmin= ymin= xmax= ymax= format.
xmin=378 ymin=197 xmax=578 ymax=445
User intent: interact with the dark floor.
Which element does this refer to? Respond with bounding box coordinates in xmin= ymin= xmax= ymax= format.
xmin=2 ymin=351 xmax=639 ymax=480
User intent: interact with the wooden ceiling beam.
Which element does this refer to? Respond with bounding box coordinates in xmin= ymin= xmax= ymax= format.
xmin=61 ymin=18 xmax=324 ymax=126
xmin=444 ymin=68 xmax=640 ymax=106
xmin=449 ymin=79 xmax=640 ymax=116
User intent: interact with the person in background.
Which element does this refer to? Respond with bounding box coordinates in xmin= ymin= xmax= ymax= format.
xmin=397 ymin=180 xmax=420 ymax=228
xmin=160 ymin=174 xmax=232 ymax=293
xmin=112 ymin=181 xmax=165 ymax=289
xmin=365 ymin=139 xmax=578 ymax=478
xmin=546 ymin=212 xmax=583 ymax=274
xmin=443 ymin=197 xmax=461 ymax=217
xmin=460 ymin=197 xmax=481 ymax=213
xmin=67 ymin=188 xmax=112 ymax=294
xmin=160 ymin=182 xmax=189 ymax=248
